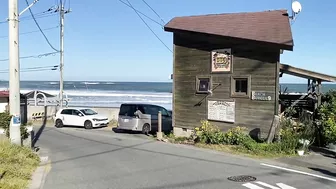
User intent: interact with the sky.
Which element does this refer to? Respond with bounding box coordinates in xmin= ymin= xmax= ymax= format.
xmin=0 ymin=0 xmax=335 ymax=83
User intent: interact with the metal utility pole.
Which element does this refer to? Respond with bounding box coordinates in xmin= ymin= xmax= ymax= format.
xmin=8 ymin=0 xmax=21 ymax=145
xmin=59 ymin=0 xmax=64 ymax=108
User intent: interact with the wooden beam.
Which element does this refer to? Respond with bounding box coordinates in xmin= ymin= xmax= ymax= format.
xmin=280 ymin=64 xmax=336 ymax=82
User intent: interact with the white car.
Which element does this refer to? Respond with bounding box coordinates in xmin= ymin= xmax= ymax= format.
xmin=54 ymin=108 xmax=109 ymax=129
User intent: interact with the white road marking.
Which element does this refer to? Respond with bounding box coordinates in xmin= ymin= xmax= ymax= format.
xmin=276 ymin=183 xmax=296 ymax=189
xmin=243 ymin=181 xmax=297 ymax=189
xmin=256 ymin=181 xmax=296 ymax=189
xmin=261 ymin=163 xmax=336 ymax=183
xmin=242 ymin=183 xmax=265 ymax=189
xmin=255 ymin=181 xmax=280 ymax=189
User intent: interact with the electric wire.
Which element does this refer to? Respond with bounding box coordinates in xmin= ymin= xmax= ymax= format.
xmin=117 ymin=0 xmax=163 ymax=27
xmin=124 ymin=0 xmax=172 ymax=53
xmin=0 ymin=68 xmax=58 ymax=73
xmin=141 ymin=0 xmax=165 ymax=24
xmin=0 ymin=51 xmax=59 ymax=62
xmin=0 ymin=26 xmax=59 ymax=39
xmin=0 ymin=65 xmax=58 ymax=72
xmin=24 ymin=0 xmax=60 ymax=52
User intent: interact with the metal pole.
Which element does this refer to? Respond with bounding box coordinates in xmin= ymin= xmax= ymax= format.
xmin=8 ymin=0 xmax=21 ymax=145
xmin=59 ymin=0 xmax=64 ymax=108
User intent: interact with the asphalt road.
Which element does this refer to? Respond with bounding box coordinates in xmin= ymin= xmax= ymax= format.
xmin=34 ymin=126 xmax=336 ymax=189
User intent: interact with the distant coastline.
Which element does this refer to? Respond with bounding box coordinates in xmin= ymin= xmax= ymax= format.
xmin=0 ymin=81 xmax=335 ymax=110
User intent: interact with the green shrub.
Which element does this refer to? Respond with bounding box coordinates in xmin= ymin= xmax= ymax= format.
xmin=193 ymin=120 xmax=225 ymax=144
xmin=0 ymin=112 xmax=30 ymax=141
xmin=192 ymin=119 xmax=301 ymax=156
xmin=193 ymin=121 xmax=252 ymax=145
xmin=223 ymin=126 xmax=251 ymax=145
xmin=316 ymin=90 xmax=336 ymax=145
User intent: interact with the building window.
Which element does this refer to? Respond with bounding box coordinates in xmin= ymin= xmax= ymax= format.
xmin=231 ymin=75 xmax=251 ymax=98
xmin=196 ymin=76 xmax=211 ymax=94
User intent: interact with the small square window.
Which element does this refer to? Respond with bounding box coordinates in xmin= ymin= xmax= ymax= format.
xmin=231 ymin=76 xmax=251 ymax=98
xmin=235 ymin=79 xmax=248 ymax=93
xmin=196 ymin=76 xmax=211 ymax=94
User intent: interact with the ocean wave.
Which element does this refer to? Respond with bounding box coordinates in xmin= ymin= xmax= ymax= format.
xmin=82 ymin=82 xmax=100 ymax=85
xmin=49 ymin=82 xmax=58 ymax=85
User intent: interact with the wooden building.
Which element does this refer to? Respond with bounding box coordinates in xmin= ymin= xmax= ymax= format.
xmin=164 ymin=10 xmax=335 ymax=137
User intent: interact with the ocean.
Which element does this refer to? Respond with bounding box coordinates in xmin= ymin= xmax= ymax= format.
xmin=0 ymin=81 xmax=335 ymax=110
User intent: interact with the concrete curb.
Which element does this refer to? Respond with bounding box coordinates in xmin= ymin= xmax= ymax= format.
xmin=28 ymin=155 xmax=50 ymax=189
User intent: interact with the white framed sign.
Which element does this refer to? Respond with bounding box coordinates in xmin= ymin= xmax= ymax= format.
xmin=207 ymin=98 xmax=235 ymax=123
xmin=211 ymin=48 xmax=232 ymax=73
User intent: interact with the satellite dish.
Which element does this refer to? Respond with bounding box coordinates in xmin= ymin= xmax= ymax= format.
xmin=292 ymin=1 xmax=302 ymax=14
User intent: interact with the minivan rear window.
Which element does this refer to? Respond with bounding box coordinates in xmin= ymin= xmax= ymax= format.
xmin=119 ymin=104 xmax=136 ymax=116
xmin=119 ymin=104 xmax=147 ymax=116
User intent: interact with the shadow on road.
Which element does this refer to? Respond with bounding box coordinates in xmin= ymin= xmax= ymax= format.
xmin=309 ymin=167 xmax=336 ymax=178
xmin=51 ymin=129 xmax=246 ymax=168
xmin=112 ymin=128 xmax=141 ymax=134
xmin=32 ymin=106 xmax=48 ymax=148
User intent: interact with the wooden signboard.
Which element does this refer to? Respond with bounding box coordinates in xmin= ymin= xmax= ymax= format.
xmin=211 ymin=49 xmax=232 ymax=73
xmin=207 ymin=99 xmax=235 ymax=123
xmin=252 ymin=91 xmax=273 ymax=101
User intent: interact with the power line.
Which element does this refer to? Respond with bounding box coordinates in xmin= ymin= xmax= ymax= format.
xmin=0 ymin=51 xmax=59 ymax=62
xmin=141 ymin=0 xmax=165 ymax=25
xmin=0 ymin=8 xmax=58 ymax=25
xmin=19 ymin=7 xmax=57 ymax=20
xmin=124 ymin=0 xmax=172 ymax=53
xmin=24 ymin=0 xmax=60 ymax=52
xmin=0 ymin=26 xmax=59 ymax=39
xmin=0 ymin=65 xmax=58 ymax=72
xmin=21 ymin=68 xmax=58 ymax=72
xmin=0 ymin=68 xmax=58 ymax=73
xmin=20 ymin=12 xmax=58 ymax=21
xmin=117 ymin=0 xmax=163 ymax=27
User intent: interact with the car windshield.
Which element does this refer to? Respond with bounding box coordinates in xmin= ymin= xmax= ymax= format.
xmin=80 ymin=109 xmax=97 ymax=115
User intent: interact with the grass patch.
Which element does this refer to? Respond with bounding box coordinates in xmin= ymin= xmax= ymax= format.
xmin=195 ymin=143 xmax=297 ymax=159
xmin=0 ymin=139 xmax=40 ymax=189
xmin=162 ymin=134 xmax=297 ymax=159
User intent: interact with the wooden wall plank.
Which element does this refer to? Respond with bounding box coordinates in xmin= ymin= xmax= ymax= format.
xmin=173 ymin=33 xmax=280 ymax=136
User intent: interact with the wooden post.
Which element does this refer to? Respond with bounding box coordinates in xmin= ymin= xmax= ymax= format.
xmin=317 ymin=80 xmax=322 ymax=107
xmin=266 ymin=115 xmax=280 ymax=144
xmin=275 ymin=61 xmax=280 ymax=115
xmin=307 ymin=79 xmax=311 ymax=94
xmin=157 ymin=111 xmax=163 ymax=140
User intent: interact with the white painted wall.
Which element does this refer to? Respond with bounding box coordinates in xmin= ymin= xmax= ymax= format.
xmin=0 ymin=97 xmax=8 ymax=113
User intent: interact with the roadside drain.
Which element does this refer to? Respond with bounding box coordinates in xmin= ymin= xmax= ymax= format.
xmin=227 ymin=175 xmax=257 ymax=182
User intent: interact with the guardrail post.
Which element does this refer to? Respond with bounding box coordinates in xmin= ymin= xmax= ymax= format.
xmin=157 ymin=111 xmax=163 ymax=140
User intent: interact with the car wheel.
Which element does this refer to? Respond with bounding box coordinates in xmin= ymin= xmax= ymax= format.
xmin=142 ymin=124 xmax=150 ymax=135
xmin=55 ymin=119 xmax=63 ymax=128
xmin=84 ymin=120 xmax=93 ymax=129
